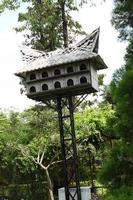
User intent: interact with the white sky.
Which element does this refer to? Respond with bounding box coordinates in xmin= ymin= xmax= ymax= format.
xmin=0 ymin=0 xmax=127 ymax=111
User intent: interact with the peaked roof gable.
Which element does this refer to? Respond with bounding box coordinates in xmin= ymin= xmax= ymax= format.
xmin=76 ymin=27 xmax=99 ymax=53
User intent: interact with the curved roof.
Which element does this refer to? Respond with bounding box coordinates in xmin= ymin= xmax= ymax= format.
xmin=15 ymin=28 xmax=107 ymax=78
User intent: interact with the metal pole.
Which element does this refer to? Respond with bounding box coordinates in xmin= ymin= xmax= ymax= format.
xmin=57 ymin=96 xmax=69 ymax=200
xmin=68 ymin=96 xmax=81 ymax=200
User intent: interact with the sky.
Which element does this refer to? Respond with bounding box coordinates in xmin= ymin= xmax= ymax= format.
xmin=0 ymin=0 xmax=127 ymax=111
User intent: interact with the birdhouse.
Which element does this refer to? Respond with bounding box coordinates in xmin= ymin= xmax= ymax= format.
xmin=15 ymin=28 xmax=107 ymax=102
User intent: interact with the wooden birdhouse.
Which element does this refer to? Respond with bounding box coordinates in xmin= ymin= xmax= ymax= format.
xmin=15 ymin=28 xmax=107 ymax=102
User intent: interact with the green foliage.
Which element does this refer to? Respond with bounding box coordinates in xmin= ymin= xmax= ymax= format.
xmin=0 ymin=107 xmax=59 ymax=199
xmin=75 ymin=104 xmax=114 ymax=139
xmin=0 ymin=0 xmax=20 ymax=13
xmin=0 ymin=100 xmax=119 ymax=198
xmin=112 ymin=0 xmax=133 ymax=40
xmin=125 ymin=38 xmax=133 ymax=70
xmin=75 ymin=105 xmax=115 ymax=185
xmin=99 ymin=1 xmax=133 ymax=191
xmin=111 ymin=67 xmax=125 ymax=88
xmin=103 ymin=186 xmax=133 ymax=200
xmin=99 ymin=68 xmax=133 ymax=188
xmin=98 ymin=140 xmax=133 ymax=186
xmin=102 ymin=67 xmax=126 ymax=106
xmin=114 ymin=68 xmax=133 ymax=141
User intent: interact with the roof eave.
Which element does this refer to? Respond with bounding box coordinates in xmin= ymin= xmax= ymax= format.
xmin=14 ymin=72 xmax=26 ymax=79
xmin=95 ymin=55 xmax=108 ymax=70
xmin=15 ymin=54 xmax=107 ymax=79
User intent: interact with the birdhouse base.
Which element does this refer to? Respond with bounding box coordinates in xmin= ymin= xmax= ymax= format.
xmin=58 ymin=187 xmax=91 ymax=200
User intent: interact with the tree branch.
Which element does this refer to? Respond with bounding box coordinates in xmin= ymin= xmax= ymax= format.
xmin=47 ymin=155 xmax=72 ymax=169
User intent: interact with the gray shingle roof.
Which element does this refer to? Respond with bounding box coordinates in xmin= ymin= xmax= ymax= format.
xmin=15 ymin=28 xmax=107 ymax=78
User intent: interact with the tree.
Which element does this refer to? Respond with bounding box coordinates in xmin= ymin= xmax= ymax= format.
xmin=112 ymin=0 xmax=133 ymax=41
xmin=17 ymin=134 xmax=61 ymax=200
xmin=0 ymin=0 xmax=85 ymax=50
xmin=125 ymin=38 xmax=133 ymax=70
xmin=15 ymin=0 xmax=63 ymax=51
xmin=98 ymin=0 xmax=133 ymax=193
xmin=99 ymin=68 xmax=133 ymax=188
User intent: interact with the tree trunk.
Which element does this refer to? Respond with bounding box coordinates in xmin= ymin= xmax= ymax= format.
xmin=60 ymin=0 xmax=68 ymax=48
xmin=45 ymin=168 xmax=55 ymax=200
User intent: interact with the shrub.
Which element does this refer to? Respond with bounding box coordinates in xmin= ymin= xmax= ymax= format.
xmin=102 ymin=186 xmax=133 ymax=200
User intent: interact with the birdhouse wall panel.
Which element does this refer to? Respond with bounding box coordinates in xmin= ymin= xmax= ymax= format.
xmin=78 ymin=62 xmax=90 ymax=72
xmin=49 ymin=81 xmax=54 ymax=90
xmin=61 ymin=78 xmax=66 ymax=88
xmin=53 ymin=77 xmax=66 ymax=89
xmin=90 ymin=66 xmax=99 ymax=91
xmin=41 ymin=69 xmax=49 ymax=79
xmin=41 ymin=80 xmax=53 ymax=90
xmin=75 ymin=77 xmax=79 ymax=85
xmin=49 ymin=70 xmax=53 ymax=77
xmin=61 ymin=67 xmax=66 ymax=74
xmin=26 ymin=70 xmax=92 ymax=96
xmin=25 ymin=60 xmax=98 ymax=98
xmin=91 ymin=77 xmax=99 ymax=91
xmin=90 ymin=66 xmax=98 ymax=79
xmin=27 ymin=82 xmax=41 ymax=93
xmin=71 ymin=64 xmax=77 ymax=73
xmin=37 ymin=83 xmax=41 ymax=92
xmin=26 ymin=72 xmax=37 ymax=81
